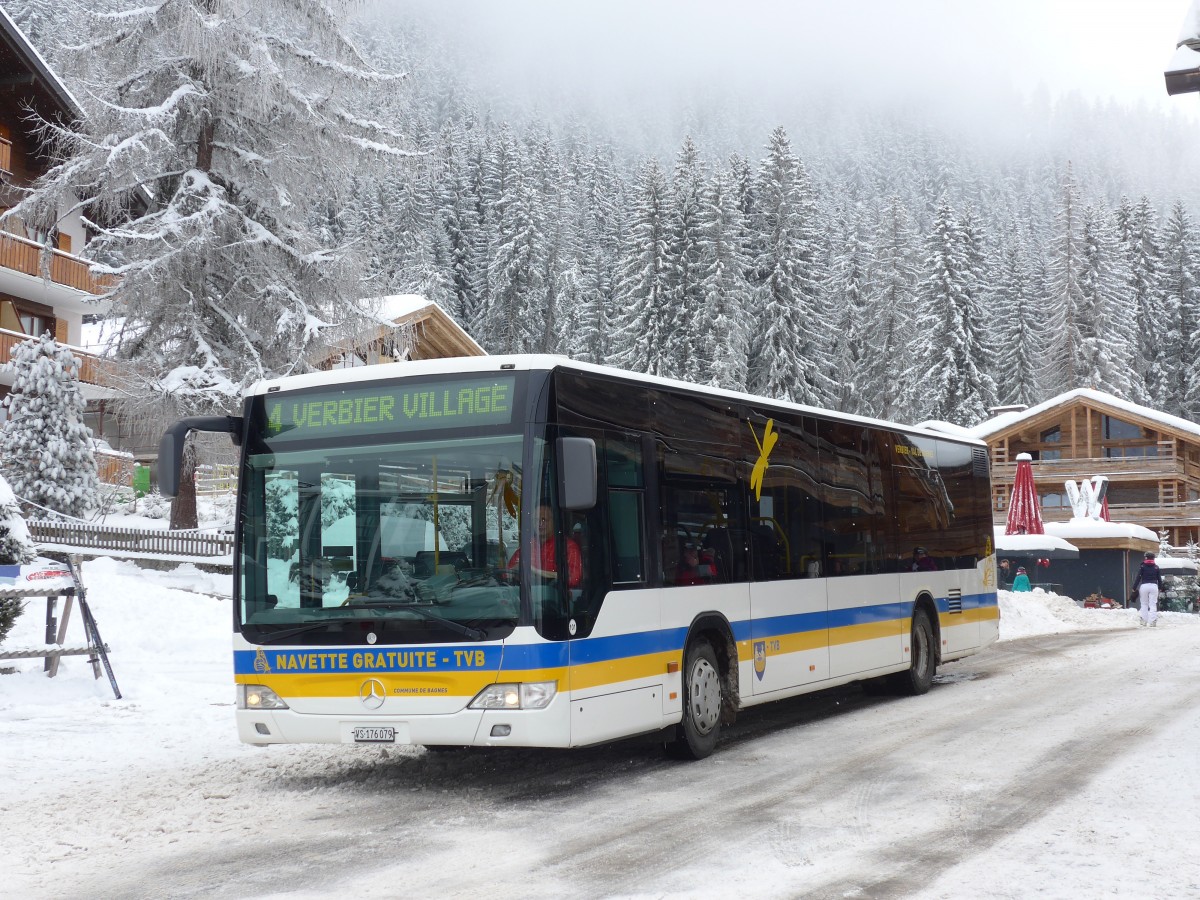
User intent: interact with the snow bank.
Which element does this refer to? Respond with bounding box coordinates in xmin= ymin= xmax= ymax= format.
xmin=997 ymin=587 xmax=1196 ymax=639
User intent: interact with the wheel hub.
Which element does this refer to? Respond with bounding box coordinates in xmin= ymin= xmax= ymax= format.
xmin=689 ymin=657 xmax=721 ymax=734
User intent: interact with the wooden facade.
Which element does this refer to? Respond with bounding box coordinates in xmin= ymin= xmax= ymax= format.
xmin=978 ymin=390 xmax=1200 ymax=547
xmin=0 ymin=12 xmax=115 ymax=393
xmin=317 ymin=298 xmax=485 ymax=369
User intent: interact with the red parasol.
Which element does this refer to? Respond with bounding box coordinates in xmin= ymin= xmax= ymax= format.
xmin=1005 ymin=452 xmax=1044 ymax=535
xmin=1099 ymin=494 xmax=1111 ymax=522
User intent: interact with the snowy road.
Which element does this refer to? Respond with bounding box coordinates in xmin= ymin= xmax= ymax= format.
xmin=9 ymin=615 xmax=1200 ymax=899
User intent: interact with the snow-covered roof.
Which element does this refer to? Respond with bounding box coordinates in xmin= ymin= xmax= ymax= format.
xmin=370 ymin=294 xmax=435 ymax=323
xmin=993 ymin=527 xmax=1079 ymax=557
xmin=967 ymin=388 xmax=1200 ymax=444
xmin=0 ymin=8 xmax=84 ymax=120
xmin=1044 ymin=519 xmax=1158 ymax=543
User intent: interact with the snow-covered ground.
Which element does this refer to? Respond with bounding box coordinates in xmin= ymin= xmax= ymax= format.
xmin=2 ymin=565 xmax=1198 ymax=898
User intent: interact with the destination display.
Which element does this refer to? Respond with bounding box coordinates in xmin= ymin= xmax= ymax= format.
xmin=262 ymin=375 xmax=518 ymax=441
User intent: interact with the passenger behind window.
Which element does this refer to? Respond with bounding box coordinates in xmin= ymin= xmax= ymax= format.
xmin=910 ymin=546 xmax=937 ymax=572
xmin=675 ymin=543 xmax=716 ymax=586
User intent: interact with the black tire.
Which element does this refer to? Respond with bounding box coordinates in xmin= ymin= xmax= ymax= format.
xmin=892 ymin=606 xmax=936 ymax=695
xmin=664 ymin=637 xmax=723 ymax=760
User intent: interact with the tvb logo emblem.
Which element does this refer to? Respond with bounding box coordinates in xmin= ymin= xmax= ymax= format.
xmin=753 ymin=641 xmax=767 ymax=681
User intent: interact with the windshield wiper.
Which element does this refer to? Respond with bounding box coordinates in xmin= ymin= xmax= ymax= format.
xmin=254 ymin=621 xmax=345 ymax=644
xmin=348 ymin=601 xmax=488 ymax=641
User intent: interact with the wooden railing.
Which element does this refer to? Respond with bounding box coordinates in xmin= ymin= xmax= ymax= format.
xmin=991 ymin=455 xmax=1184 ymax=482
xmin=0 ymin=231 xmax=114 ymax=295
xmin=28 ymin=519 xmax=234 ymax=560
xmin=0 ymin=327 xmax=122 ymax=386
xmin=0 ymin=137 xmax=11 ymax=174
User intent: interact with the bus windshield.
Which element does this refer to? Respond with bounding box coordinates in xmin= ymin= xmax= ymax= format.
xmin=238 ymin=433 xmax=524 ymax=644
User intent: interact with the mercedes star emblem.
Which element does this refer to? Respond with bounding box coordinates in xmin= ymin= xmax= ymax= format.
xmin=359 ymin=678 xmax=386 ymax=710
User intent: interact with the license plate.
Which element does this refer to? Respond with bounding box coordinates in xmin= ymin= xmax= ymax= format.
xmin=353 ymin=727 xmax=395 ymax=743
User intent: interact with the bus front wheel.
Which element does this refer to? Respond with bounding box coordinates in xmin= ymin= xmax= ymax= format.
xmin=893 ymin=606 xmax=936 ymax=695
xmin=665 ymin=637 xmax=723 ymax=760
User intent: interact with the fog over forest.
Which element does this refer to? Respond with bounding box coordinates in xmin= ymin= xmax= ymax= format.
xmin=10 ymin=1 xmax=1200 ymax=428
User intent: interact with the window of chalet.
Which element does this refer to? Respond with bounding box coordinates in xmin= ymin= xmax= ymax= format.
xmin=1040 ymin=426 xmax=1062 ymax=461
xmin=1102 ymin=416 xmax=1142 ymax=440
xmin=1041 ymin=492 xmax=1068 ymax=509
xmin=1106 ymin=484 xmax=1158 ymax=505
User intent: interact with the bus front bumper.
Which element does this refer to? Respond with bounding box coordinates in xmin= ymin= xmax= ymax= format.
xmin=236 ymin=694 xmax=573 ymax=748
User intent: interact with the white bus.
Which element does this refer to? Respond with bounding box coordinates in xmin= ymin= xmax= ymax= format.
xmin=160 ymin=355 xmax=998 ymax=759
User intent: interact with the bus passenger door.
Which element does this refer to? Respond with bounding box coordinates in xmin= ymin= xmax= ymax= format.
xmin=821 ymin=423 xmax=904 ymax=678
xmin=745 ymin=415 xmax=831 ymax=695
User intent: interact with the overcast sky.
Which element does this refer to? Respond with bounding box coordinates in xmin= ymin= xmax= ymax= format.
xmin=374 ymin=0 xmax=1197 ymax=120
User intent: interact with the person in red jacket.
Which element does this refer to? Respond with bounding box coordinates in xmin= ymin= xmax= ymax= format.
xmin=675 ymin=543 xmax=716 ymax=586
xmin=508 ymin=502 xmax=582 ymax=589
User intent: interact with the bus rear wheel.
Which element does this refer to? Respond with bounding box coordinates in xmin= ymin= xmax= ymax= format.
xmin=665 ymin=637 xmax=723 ymax=760
xmin=892 ymin=606 xmax=936 ymax=695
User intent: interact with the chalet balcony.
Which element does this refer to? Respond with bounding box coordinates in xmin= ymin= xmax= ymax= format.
xmin=0 ymin=136 xmax=11 ymax=175
xmin=992 ymin=499 xmax=1200 ymax=535
xmin=0 ymin=230 xmax=114 ymax=295
xmin=990 ymin=451 xmax=1190 ymax=485
xmin=0 ymin=326 xmax=121 ymax=387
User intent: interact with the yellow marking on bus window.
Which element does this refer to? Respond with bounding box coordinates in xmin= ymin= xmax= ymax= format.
xmin=748 ymin=419 xmax=778 ymax=501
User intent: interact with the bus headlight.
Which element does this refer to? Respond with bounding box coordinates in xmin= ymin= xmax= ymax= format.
xmin=469 ymin=681 xmax=557 ymax=710
xmin=238 ymin=684 xmax=289 ymax=710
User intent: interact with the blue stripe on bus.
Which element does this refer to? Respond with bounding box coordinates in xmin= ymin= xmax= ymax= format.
xmin=235 ymin=590 xmax=1001 ymax=675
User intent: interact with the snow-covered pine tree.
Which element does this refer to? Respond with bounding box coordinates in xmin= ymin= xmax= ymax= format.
xmin=0 ymin=473 xmax=38 ymax=644
xmin=861 ymin=195 xmax=919 ymax=419
xmin=693 ymin=170 xmax=751 ymax=391
xmin=570 ymin=147 xmax=624 ymax=365
xmin=435 ymin=121 xmax=483 ymax=330
xmin=901 ymin=196 xmax=997 ymax=424
xmin=0 ymin=334 xmax=99 ymax=519
xmin=1074 ymin=205 xmax=1138 ymax=398
xmin=477 ymin=126 xmax=548 ymax=353
xmin=611 ymin=158 xmax=675 ymax=376
xmin=1118 ymin=197 xmax=1166 ymax=406
xmin=748 ymin=127 xmax=830 ymax=405
xmin=668 ymin=136 xmax=707 ymax=381
xmin=824 ymin=203 xmax=874 ymax=416
xmin=1163 ymin=201 xmax=1200 ymax=421
xmin=6 ymin=0 xmax=413 ymax=528
xmin=15 ymin=0 xmax=413 ymax=400
xmin=484 ymin=172 xmax=549 ymax=354
xmin=1041 ymin=164 xmax=1087 ymax=397
xmin=991 ymin=231 xmax=1044 ymax=408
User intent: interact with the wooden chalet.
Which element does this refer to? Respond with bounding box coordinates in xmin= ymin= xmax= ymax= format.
xmin=0 ymin=10 xmax=114 ymax=381
xmin=318 ymin=295 xmax=484 ymax=369
xmin=974 ymin=389 xmax=1200 ymax=548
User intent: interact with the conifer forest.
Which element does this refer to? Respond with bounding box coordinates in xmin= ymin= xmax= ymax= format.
xmin=10 ymin=1 xmax=1200 ymax=428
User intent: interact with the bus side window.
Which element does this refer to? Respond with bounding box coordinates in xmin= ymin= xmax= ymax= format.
xmin=605 ymin=436 xmax=646 ymax=585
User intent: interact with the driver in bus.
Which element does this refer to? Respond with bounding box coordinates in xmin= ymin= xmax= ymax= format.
xmin=507 ymin=502 xmax=582 ymax=588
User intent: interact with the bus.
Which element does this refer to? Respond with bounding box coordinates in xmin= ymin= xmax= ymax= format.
xmin=159 ymin=355 xmax=999 ymax=759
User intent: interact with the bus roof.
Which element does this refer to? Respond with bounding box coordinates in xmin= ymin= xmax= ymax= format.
xmin=246 ymin=354 xmax=987 ymax=449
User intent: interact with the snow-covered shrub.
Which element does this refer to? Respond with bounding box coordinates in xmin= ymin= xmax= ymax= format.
xmin=137 ymin=491 xmax=173 ymax=521
xmin=0 ymin=334 xmax=99 ymax=520
xmin=0 ymin=474 xmax=37 ymax=643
